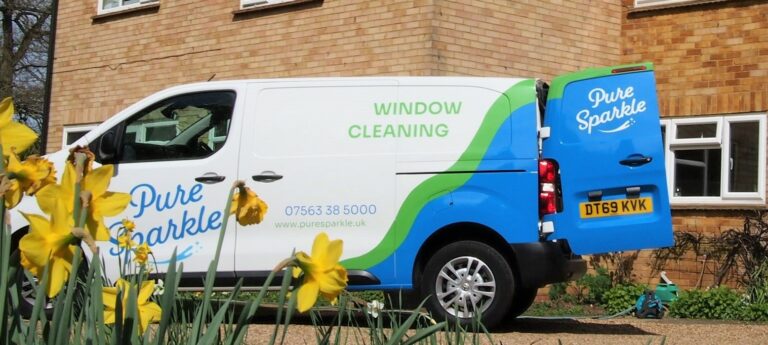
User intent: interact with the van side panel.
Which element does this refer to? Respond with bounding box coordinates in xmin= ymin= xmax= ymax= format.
xmin=343 ymin=81 xmax=540 ymax=288
xmin=236 ymin=82 xmax=401 ymax=270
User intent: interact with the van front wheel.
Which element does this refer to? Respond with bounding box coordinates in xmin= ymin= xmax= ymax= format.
xmin=421 ymin=241 xmax=514 ymax=329
xmin=11 ymin=249 xmax=55 ymax=319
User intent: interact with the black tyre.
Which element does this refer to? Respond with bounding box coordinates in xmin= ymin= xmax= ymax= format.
xmin=507 ymin=287 xmax=537 ymax=318
xmin=13 ymin=249 xmax=55 ymax=319
xmin=420 ymin=241 xmax=515 ymax=329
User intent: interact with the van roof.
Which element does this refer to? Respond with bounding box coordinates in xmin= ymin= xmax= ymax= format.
xmin=174 ymin=76 xmax=532 ymax=94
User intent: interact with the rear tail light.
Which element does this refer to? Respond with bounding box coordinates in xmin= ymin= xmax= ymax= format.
xmin=539 ymin=159 xmax=561 ymax=216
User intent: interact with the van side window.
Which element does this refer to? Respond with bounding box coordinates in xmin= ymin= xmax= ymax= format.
xmin=117 ymin=91 xmax=235 ymax=163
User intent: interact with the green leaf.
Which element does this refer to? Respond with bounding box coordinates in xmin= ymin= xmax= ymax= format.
xmin=268 ymin=268 xmax=293 ymax=345
xmin=53 ymin=247 xmax=82 ymax=345
xmin=402 ymin=322 xmax=446 ymax=345
xmin=385 ymin=299 xmax=429 ymax=345
xmin=197 ymin=279 xmax=243 ymax=345
xmin=153 ymin=249 xmax=180 ymax=345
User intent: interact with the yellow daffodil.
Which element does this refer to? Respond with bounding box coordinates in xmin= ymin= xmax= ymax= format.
xmin=3 ymin=177 xmax=21 ymax=210
xmin=229 ymin=186 xmax=268 ymax=225
xmin=36 ymin=162 xmax=130 ymax=241
xmin=122 ymin=219 xmax=135 ymax=232
xmin=103 ymin=279 xmax=162 ymax=334
xmin=18 ymin=200 xmax=76 ymax=297
xmin=117 ymin=234 xmax=136 ymax=249
xmin=0 ymin=97 xmax=38 ymax=155
xmin=294 ymin=232 xmax=348 ymax=312
xmin=3 ymin=151 xmax=56 ymax=208
xmin=134 ymin=243 xmax=151 ymax=265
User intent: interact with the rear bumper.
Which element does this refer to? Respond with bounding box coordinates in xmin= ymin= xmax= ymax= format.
xmin=510 ymin=240 xmax=586 ymax=288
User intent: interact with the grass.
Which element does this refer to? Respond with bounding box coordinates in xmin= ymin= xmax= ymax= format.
xmin=523 ymin=301 xmax=606 ymax=317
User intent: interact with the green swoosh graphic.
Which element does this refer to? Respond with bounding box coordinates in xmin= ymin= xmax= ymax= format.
xmin=341 ymin=79 xmax=536 ymax=269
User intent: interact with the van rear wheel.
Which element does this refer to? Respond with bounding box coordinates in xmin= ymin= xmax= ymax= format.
xmin=420 ymin=241 xmax=514 ymax=329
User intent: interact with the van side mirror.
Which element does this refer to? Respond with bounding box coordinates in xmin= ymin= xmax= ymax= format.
xmin=98 ymin=130 xmax=118 ymax=163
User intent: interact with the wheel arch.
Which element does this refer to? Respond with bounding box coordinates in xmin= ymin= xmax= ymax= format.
xmin=411 ymin=222 xmax=521 ymax=290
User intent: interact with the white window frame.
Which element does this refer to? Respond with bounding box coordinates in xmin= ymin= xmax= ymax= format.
xmin=240 ymin=0 xmax=303 ymax=10
xmin=97 ymin=0 xmax=158 ymax=15
xmin=661 ymin=114 xmax=767 ymax=206
xmin=669 ymin=116 xmax=722 ymax=146
xmin=126 ymin=120 xmax=179 ymax=144
xmin=723 ymin=115 xmax=767 ymax=200
xmin=206 ymin=120 xmax=229 ymax=150
xmin=634 ymin=0 xmax=698 ymax=8
xmin=62 ymin=124 xmax=98 ymax=147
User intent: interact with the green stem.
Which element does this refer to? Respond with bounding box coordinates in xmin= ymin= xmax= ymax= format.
xmin=0 ymin=145 xmax=8 ymax=343
xmin=194 ymin=182 xmax=237 ymax=342
xmin=72 ymin=153 xmax=88 ymax=227
xmin=76 ymin=202 xmax=88 ymax=229
xmin=0 ymin=144 xmax=6 ymax=238
xmin=213 ymin=185 xmax=237 ymax=265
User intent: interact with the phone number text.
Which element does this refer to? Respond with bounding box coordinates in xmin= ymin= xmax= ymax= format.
xmin=284 ymin=204 xmax=377 ymax=217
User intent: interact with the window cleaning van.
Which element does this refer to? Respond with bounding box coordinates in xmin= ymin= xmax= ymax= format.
xmin=9 ymin=63 xmax=673 ymax=327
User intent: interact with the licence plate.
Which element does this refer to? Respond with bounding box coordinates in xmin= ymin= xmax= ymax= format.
xmin=579 ymin=197 xmax=653 ymax=219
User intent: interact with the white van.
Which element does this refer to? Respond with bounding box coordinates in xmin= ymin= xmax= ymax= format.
xmin=10 ymin=63 xmax=673 ymax=327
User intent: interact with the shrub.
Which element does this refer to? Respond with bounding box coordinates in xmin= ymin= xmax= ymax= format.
xmin=574 ymin=267 xmax=612 ymax=305
xmin=549 ymin=268 xmax=612 ymax=305
xmin=548 ymin=282 xmax=576 ymax=303
xmin=601 ymin=284 xmax=647 ymax=315
xmin=747 ymin=260 xmax=768 ymax=305
xmin=669 ymin=287 xmax=745 ymax=320
xmin=740 ymin=302 xmax=768 ymax=322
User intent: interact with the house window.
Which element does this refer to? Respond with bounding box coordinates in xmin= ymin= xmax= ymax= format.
xmin=207 ymin=119 xmax=230 ymax=151
xmin=240 ymin=0 xmax=306 ymax=10
xmin=126 ymin=120 xmax=179 ymax=144
xmin=634 ymin=0 xmax=698 ymax=8
xmin=63 ymin=124 xmax=97 ymax=147
xmin=98 ymin=0 xmax=158 ymax=14
xmin=661 ymin=114 xmax=767 ymax=205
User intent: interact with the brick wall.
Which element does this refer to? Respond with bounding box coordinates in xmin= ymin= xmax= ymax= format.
xmin=48 ymin=0 xmax=622 ymax=152
xmin=431 ymin=0 xmax=622 ymax=78
xmin=621 ymin=0 xmax=768 ymax=117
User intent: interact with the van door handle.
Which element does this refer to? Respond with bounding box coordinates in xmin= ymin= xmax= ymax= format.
xmin=252 ymin=171 xmax=283 ymax=183
xmin=195 ymin=174 xmax=226 ymax=184
xmin=620 ymin=155 xmax=652 ymax=167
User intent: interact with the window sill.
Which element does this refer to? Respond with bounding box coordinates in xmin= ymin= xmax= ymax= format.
xmin=629 ymin=0 xmax=729 ymax=13
xmin=92 ymin=3 xmax=160 ymax=20
xmin=233 ymin=0 xmax=320 ymax=15
xmin=671 ymin=202 xmax=767 ymax=211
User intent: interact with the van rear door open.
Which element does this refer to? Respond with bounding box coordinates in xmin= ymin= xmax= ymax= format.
xmin=542 ymin=63 xmax=674 ymax=255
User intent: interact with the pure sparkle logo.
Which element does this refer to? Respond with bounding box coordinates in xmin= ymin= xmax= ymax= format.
xmin=576 ymin=86 xmax=647 ymax=135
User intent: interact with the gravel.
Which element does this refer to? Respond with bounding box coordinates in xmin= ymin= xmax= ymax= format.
xmin=243 ymin=316 xmax=768 ymax=344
